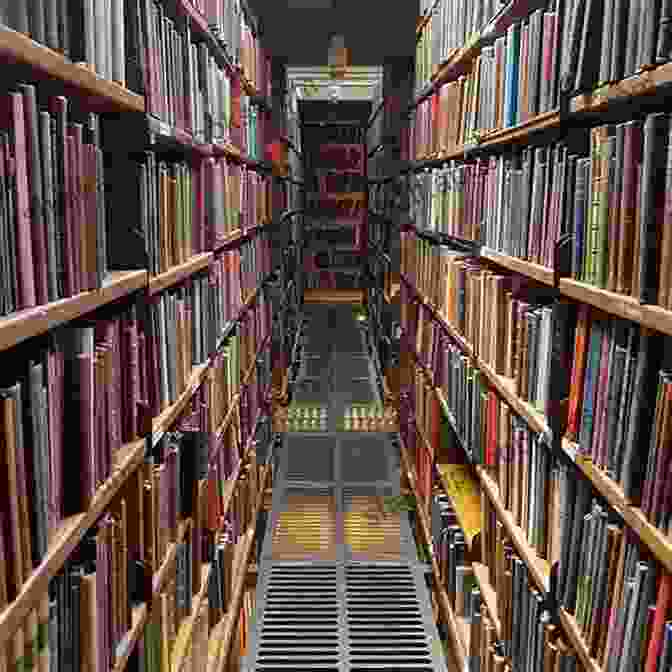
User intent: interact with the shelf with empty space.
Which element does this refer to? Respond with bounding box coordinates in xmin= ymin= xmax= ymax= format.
xmin=303 ymin=289 xmax=364 ymax=304
xmin=437 ymin=463 xmax=483 ymax=550
xmin=0 ymin=270 xmax=148 ymax=353
xmin=0 ymin=26 xmax=144 ymax=112
xmin=0 ymin=437 xmax=146 ymax=647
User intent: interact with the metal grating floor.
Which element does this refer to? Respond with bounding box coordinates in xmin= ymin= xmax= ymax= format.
xmin=243 ymin=305 xmax=448 ymax=671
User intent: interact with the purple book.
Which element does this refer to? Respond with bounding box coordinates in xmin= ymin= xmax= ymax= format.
xmin=3 ymin=92 xmax=36 ymax=308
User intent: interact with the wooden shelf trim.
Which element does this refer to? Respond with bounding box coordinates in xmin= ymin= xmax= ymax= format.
xmin=398 ymin=438 xmax=468 ymax=668
xmin=558 ymin=609 xmax=602 ymax=672
xmin=562 ymin=441 xmax=672 ymax=574
xmin=149 ymin=253 xmax=213 ymax=296
xmin=303 ymin=289 xmax=365 ymax=304
xmin=0 ymin=437 xmax=146 ymax=646
xmin=559 ymin=278 xmax=672 ymax=338
xmin=476 ymin=466 xmax=550 ymax=593
xmin=480 ymin=248 xmax=554 ymax=286
xmin=152 ymin=363 xmax=210 ymax=447
xmin=0 ymin=270 xmax=148 ymax=353
xmin=0 ymin=26 xmax=145 ymax=112
xmin=208 ymin=464 xmax=271 ymax=672
xmin=471 ymin=563 xmax=502 ymax=639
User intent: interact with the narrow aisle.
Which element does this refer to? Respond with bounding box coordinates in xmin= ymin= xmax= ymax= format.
xmin=242 ymin=304 xmax=450 ymax=671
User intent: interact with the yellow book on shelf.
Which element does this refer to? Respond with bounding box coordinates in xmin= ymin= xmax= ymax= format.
xmin=437 ymin=464 xmax=483 ymax=546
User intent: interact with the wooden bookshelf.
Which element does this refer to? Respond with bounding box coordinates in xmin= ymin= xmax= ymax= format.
xmin=152 ymin=363 xmax=210 ymax=447
xmin=480 ymin=248 xmax=554 ymax=286
xmin=476 ymin=466 xmax=550 ymax=593
xmin=471 ymin=562 xmax=501 ymax=639
xmin=0 ymin=26 xmax=145 ymax=112
xmin=398 ymin=437 xmax=469 ymax=668
xmin=558 ymin=609 xmax=602 ymax=672
xmin=0 ymin=436 xmax=146 ymax=646
xmin=148 ymin=253 xmax=213 ymax=296
xmin=559 ymin=278 xmax=672 ymax=338
xmin=171 ymin=563 xmax=213 ymax=672
xmin=0 ymin=270 xmax=148 ymax=353
xmin=562 ymin=440 xmax=672 ymax=574
xmin=303 ymin=289 xmax=365 ymax=304
xmin=207 ymin=464 xmax=271 ymax=672
xmin=571 ymin=61 xmax=672 ymax=114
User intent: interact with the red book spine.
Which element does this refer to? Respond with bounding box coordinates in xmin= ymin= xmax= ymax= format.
xmin=64 ymin=136 xmax=76 ymax=295
xmin=5 ymin=92 xmax=36 ymax=308
xmin=71 ymin=124 xmax=86 ymax=292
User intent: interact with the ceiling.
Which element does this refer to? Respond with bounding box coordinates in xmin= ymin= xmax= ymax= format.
xmin=247 ymin=0 xmax=419 ymax=66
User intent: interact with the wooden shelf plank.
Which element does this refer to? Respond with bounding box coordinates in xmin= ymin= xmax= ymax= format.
xmin=149 ymin=253 xmax=213 ymax=296
xmin=152 ymin=363 xmax=210 ymax=447
xmin=571 ymin=61 xmax=672 ymax=114
xmin=172 ymin=563 xmax=213 ymax=672
xmin=477 ymin=357 xmax=550 ymax=440
xmin=559 ymin=278 xmax=672 ymax=337
xmin=558 ymin=609 xmax=602 ymax=672
xmin=0 ymin=437 xmax=146 ymax=646
xmin=476 ymin=466 xmax=550 ymax=593
xmin=398 ymin=438 xmax=468 ymax=668
xmin=480 ymin=248 xmax=554 ymax=286
xmin=471 ymin=563 xmax=501 ymax=639
xmin=208 ymin=465 xmax=271 ymax=672
xmin=562 ymin=440 xmax=672 ymax=574
xmin=0 ymin=270 xmax=148 ymax=353
xmin=0 ymin=26 xmax=144 ymax=112
xmin=303 ymin=289 xmax=364 ymax=304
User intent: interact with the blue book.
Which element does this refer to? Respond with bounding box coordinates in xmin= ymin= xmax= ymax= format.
xmin=504 ymin=23 xmax=521 ymax=128
xmin=660 ymin=622 xmax=672 ymax=672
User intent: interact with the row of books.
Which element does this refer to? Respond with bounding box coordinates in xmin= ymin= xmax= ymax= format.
xmin=556 ymin=476 xmax=672 ymax=672
xmin=0 ymin=90 xmax=108 ymax=314
xmin=0 ymin=0 xmax=269 ymax=100
xmin=206 ymin=0 xmax=271 ymax=97
xmin=559 ymin=0 xmax=672 ymax=97
xmin=0 ymin=309 xmax=146 ymax=586
xmin=416 ymin=0 xmax=513 ymax=90
xmin=565 ymin=305 xmax=672 ymax=531
xmin=413 ymin=8 xmax=560 ymax=157
xmin=0 ymin=0 xmax=134 ymax=88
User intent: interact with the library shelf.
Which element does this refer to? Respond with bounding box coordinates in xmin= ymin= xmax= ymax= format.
xmin=437 ymin=463 xmax=483 ymax=551
xmin=0 ymin=270 xmax=148 ymax=353
xmin=0 ymin=436 xmax=146 ymax=647
xmin=0 ymin=26 xmax=145 ymax=113
xmin=571 ymin=61 xmax=672 ymax=114
xmin=480 ymin=248 xmax=554 ymax=286
xmin=476 ymin=356 xmax=550 ymax=440
xmin=435 ymin=387 xmax=471 ymax=457
xmin=559 ymin=278 xmax=672 ymax=338
xmin=558 ymin=609 xmax=602 ymax=672
xmin=207 ymin=464 xmax=271 ymax=672
xmin=114 ymin=518 xmax=193 ymax=672
xmin=399 ymin=437 xmax=469 ymax=668
xmin=212 ymin=229 xmax=244 ymax=253
xmin=471 ymin=562 xmax=502 ymax=639
xmin=148 ymin=253 xmax=214 ymax=296
xmin=152 ymin=363 xmax=210 ymax=448
xmin=303 ymin=289 xmax=365 ymax=304
xmin=563 ymin=440 xmax=672 ymax=575
xmin=476 ymin=466 xmax=551 ymax=594
xmin=171 ymin=562 xmax=213 ymax=672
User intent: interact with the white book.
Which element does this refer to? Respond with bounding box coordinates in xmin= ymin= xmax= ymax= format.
xmin=111 ymin=0 xmax=125 ymax=86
